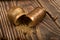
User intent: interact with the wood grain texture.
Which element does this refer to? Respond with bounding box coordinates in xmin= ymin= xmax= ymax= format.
xmin=38 ymin=0 xmax=60 ymax=27
xmin=0 ymin=0 xmax=60 ymax=40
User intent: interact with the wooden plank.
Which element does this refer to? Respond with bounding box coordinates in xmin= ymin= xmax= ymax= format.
xmin=0 ymin=0 xmax=60 ymax=40
xmin=38 ymin=0 xmax=60 ymax=27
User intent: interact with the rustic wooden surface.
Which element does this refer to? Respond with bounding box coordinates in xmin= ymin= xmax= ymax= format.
xmin=0 ymin=0 xmax=60 ymax=40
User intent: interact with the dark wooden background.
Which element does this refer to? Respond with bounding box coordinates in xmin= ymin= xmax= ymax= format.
xmin=0 ymin=0 xmax=60 ymax=40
